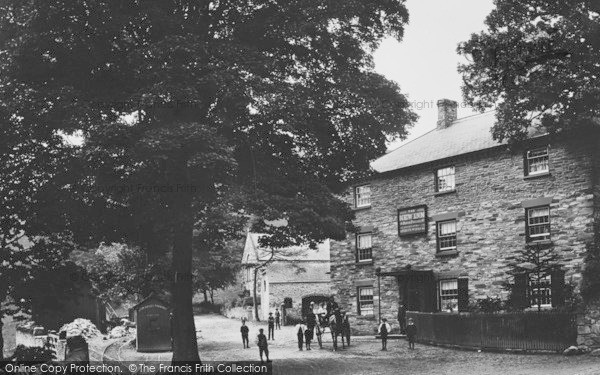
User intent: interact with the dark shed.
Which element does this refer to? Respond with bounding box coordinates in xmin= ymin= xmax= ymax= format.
xmin=131 ymin=294 xmax=172 ymax=352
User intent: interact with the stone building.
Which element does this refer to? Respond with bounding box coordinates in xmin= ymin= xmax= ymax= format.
xmin=330 ymin=99 xmax=600 ymax=344
xmin=241 ymin=232 xmax=331 ymax=320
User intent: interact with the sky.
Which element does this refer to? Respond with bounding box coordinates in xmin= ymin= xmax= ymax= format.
xmin=373 ymin=0 xmax=495 ymax=150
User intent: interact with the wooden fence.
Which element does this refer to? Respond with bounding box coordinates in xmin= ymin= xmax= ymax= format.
xmin=407 ymin=311 xmax=577 ymax=352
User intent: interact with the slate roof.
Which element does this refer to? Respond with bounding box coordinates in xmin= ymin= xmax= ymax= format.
xmin=371 ymin=110 xmax=521 ymax=173
xmin=241 ymin=232 xmax=330 ymax=264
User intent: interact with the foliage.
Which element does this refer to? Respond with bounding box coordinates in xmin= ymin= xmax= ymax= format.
xmin=0 ymin=0 xmax=416 ymax=361
xmin=9 ymin=345 xmax=54 ymax=362
xmin=504 ymin=243 xmax=561 ymax=311
xmin=83 ymin=243 xmax=170 ymax=302
xmin=559 ymin=280 xmax=584 ymax=313
xmin=581 ymin=250 xmax=600 ymax=302
xmin=192 ymin=302 xmax=222 ymax=315
xmin=468 ymin=297 xmax=504 ymax=314
xmin=458 ymin=0 xmax=600 ymax=143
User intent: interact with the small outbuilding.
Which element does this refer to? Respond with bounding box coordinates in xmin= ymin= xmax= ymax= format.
xmin=130 ymin=294 xmax=172 ymax=352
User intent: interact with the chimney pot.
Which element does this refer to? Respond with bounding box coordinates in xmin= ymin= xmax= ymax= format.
xmin=437 ymin=99 xmax=458 ymax=129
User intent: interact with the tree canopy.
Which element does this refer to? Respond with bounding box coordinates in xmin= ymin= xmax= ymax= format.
xmin=458 ymin=0 xmax=600 ymax=142
xmin=0 ymin=0 xmax=416 ymax=361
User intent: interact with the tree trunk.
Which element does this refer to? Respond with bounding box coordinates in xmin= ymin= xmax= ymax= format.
xmin=253 ymin=268 xmax=260 ymax=321
xmin=203 ymin=290 xmax=208 ymax=303
xmin=170 ymin=166 xmax=200 ymax=363
xmin=209 ymin=289 xmax=214 ymax=304
xmin=0 ymin=315 xmax=4 ymax=361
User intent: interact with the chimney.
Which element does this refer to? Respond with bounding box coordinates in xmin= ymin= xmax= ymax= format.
xmin=436 ymin=99 xmax=458 ymax=129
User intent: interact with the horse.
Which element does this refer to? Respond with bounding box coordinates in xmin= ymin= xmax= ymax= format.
xmin=340 ymin=314 xmax=351 ymax=347
xmin=327 ymin=310 xmax=344 ymax=351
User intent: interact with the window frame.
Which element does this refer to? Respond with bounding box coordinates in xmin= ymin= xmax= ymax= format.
xmin=439 ymin=279 xmax=459 ymax=313
xmin=527 ymin=273 xmax=552 ymax=308
xmin=357 ymin=286 xmax=374 ymax=316
xmin=526 ymin=206 xmax=551 ymax=243
xmin=435 ymin=166 xmax=456 ymax=193
xmin=355 ymin=232 xmax=373 ymax=262
xmin=354 ymin=184 xmax=372 ymax=208
xmin=436 ymin=219 xmax=458 ymax=252
xmin=524 ymin=146 xmax=550 ymax=176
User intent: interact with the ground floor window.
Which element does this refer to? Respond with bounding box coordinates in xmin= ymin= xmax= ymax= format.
xmin=439 ymin=279 xmax=459 ymax=313
xmin=357 ymin=287 xmax=374 ymax=316
xmin=528 ymin=274 xmax=552 ymax=308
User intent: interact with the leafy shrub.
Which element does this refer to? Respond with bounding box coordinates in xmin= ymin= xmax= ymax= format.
xmin=476 ymin=297 xmax=504 ymax=313
xmin=581 ymin=249 xmax=600 ymax=302
xmin=10 ymin=345 xmax=54 ymax=362
xmin=193 ymin=301 xmax=222 ymax=314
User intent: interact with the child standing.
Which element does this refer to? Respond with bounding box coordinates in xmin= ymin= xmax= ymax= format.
xmin=294 ymin=321 xmax=306 ymax=351
xmin=304 ymin=324 xmax=312 ymax=350
xmin=257 ymin=328 xmax=271 ymax=363
xmin=268 ymin=312 xmax=275 ymax=340
xmin=240 ymin=319 xmax=250 ymax=348
xmin=275 ymin=308 xmax=281 ymax=330
xmin=378 ymin=318 xmax=391 ymax=351
xmin=406 ymin=317 xmax=417 ymax=349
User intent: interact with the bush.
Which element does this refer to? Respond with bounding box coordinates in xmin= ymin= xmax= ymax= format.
xmin=475 ymin=297 xmax=504 ymax=313
xmin=581 ymin=250 xmax=600 ymax=302
xmin=10 ymin=345 xmax=54 ymax=362
xmin=193 ymin=301 xmax=222 ymax=314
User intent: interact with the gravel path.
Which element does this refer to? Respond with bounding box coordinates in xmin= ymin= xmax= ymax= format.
xmin=104 ymin=314 xmax=600 ymax=375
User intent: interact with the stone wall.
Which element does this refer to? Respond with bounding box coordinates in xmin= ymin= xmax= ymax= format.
xmin=331 ymin=135 xmax=599 ymax=339
xmin=577 ymin=299 xmax=600 ymax=347
xmin=269 ymin=282 xmax=331 ymax=311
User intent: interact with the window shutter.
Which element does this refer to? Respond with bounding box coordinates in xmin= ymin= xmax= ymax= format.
xmin=551 ymin=269 xmax=565 ymax=307
xmin=522 ymin=151 xmax=529 ymax=176
xmin=513 ymin=273 xmax=528 ymax=309
xmin=457 ymin=278 xmax=469 ymax=312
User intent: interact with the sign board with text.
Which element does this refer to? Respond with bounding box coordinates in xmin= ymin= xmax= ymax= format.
xmin=397 ymin=205 xmax=428 ymax=236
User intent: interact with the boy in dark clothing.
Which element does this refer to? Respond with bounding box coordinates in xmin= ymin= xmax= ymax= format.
xmin=304 ymin=325 xmax=312 ymax=350
xmin=378 ymin=318 xmax=391 ymax=351
xmin=240 ymin=319 xmax=250 ymax=348
xmin=406 ymin=318 xmax=417 ymax=349
xmin=275 ymin=308 xmax=281 ymax=329
xmin=268 ymin=312 xmax=275 ymax=340
xmin=257 ymin=328 xmax=271 ymax=363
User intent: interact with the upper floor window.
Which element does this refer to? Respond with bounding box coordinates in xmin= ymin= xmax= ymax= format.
xmin=526 ymin=206 xmax=550 ymax=242
xmin=437 ymin=220 xmax=457 ymax=252
xmin=525 ymin=147 xmax=549 ymax=176
xmin=435 ymin=166 xmax=455 ymax=192
xmin=357 ymin=287 xmax=374 ymax=315
xmin=354 ymin=185 xmax=371 ymax=208
xmin=356 ymin=233 xmax=373 ymax=262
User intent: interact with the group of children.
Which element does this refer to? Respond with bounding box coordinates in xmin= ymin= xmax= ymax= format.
xmin=240 ymin=303 xmax=417 ymax=362
xmin=239 ymin=308 xmax=281 ymax=363
xmin=378 ymin=317 xmax=417 ymax=351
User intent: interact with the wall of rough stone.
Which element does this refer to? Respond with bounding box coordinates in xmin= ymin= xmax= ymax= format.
xmin=269 ymin=282 xmax=331 ymax=311
xmin=577 ymin=134 xmax=600 ymax=347
xmin=331 ymin=136 xmax=598 ymax=338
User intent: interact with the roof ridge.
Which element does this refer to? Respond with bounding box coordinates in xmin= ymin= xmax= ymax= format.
xmin=381 ymin=110 xmax=495 ymax=157
xmin=452 ymin=109 xmax=496 ymax=122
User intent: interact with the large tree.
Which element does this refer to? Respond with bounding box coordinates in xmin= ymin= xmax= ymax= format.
xmin=458 ymin=0 xmax=600 ymax=142
xmin=0 ymin=0 xmax=416 ymax=361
